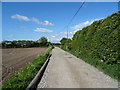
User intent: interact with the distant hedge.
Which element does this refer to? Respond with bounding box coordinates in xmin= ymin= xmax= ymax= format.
xmin=2 ymin=37 xmax=50 ymax=48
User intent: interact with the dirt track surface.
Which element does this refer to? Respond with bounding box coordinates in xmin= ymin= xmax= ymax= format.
xmin=37 ymin=47 xmax=118 ymax=88
xmin=2 ymin=48 xmax=46 ymax=83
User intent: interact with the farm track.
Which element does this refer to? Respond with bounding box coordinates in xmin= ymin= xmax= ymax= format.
xmin=37 ymin=47 xmax=118 ymax=88
xmin=2 ymin=48 xmax=46 ymax=83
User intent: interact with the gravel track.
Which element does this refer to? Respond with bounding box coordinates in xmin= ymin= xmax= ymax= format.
xmin=37 ymin=47 xmax=118 ymax=88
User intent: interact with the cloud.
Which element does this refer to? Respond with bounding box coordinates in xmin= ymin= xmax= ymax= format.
xmin=49 ymin=31 xmax=74 ymax=43
xmin=42 ymin=20 xmax=54 ymax=26
xmin=31 ymin=18 xmax=54 ymax=26
xmin=34 ymin=28 xmax=53 ymax=33
xmin=60 ymin=31 xmax=74 ymax=39
xmin=49 ymin=34 xmax=61 ymax=42
xmin=11 ymin=14 xmax=54 ymax=26
xmin=60 ymin=32 xmax=74 ymax=35
xmin=31 ymin=17 xmax=41 ymax=24
xmin=71 ymin=19 xmax=102 ymax=32
xmin=11 ymin=14 xmax=30 ymax=21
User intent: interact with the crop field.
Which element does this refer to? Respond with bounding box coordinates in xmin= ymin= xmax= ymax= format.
xmin=2 ymin=48 xmax=47 ymax=83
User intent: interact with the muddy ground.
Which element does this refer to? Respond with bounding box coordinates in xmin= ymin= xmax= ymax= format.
xmin=2 ymin=48 xmax=47 ymax=83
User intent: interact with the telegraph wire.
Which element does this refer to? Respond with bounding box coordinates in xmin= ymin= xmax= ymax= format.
xmin=66 ymin=1 xmax=85 ymax=39
xmin=67 ymin=1 xmax=85 ymax=27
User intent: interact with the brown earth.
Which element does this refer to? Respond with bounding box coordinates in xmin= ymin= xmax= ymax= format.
xmin=2 ymin=48 xmax=47 ymax=83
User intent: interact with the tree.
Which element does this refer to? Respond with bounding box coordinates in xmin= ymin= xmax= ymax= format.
xmin=60 ymin=38 xmax=67 ymax=45
xmin=60 ymin=38 xmax=71 ymax=45
xmin=60 ymin=38 xmax=72 ymax=50
xmin=38 ymin=37 xmax=48 ymax=46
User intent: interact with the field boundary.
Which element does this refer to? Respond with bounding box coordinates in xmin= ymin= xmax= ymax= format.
xmin=2 ymin=46 xmax=53 ymax=89
xmin=26 ymin=53 xmax=52 ymax=89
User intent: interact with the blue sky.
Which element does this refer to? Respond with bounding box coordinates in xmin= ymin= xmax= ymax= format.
xmin=2 ymin=2 xmax=118 ymax=42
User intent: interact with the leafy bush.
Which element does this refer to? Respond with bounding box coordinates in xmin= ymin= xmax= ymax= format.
xmin=71 ymin=11 xmax=119 ymax=64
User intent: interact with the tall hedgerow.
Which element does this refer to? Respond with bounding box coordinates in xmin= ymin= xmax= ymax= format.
xmin=71 ymin=11 xmax=120 ymax=64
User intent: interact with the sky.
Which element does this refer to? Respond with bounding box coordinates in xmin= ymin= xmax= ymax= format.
xmin=2 ymin=2 xmax=118 ymax=42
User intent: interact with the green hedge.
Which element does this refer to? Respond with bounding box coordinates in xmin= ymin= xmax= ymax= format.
xmin=72 ymin=11 xmax=119 ymax=64
xmin=2 ymin=46 xmax=53 ymax=89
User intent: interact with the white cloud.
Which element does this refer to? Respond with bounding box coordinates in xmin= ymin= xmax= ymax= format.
xmin=49 ymin=34 xmax=61 ymax=42
xmin=42 ymin=20 xmax=54 ymax=26
xmin=60 ymin=31 xmax=74 ymax=39
xmin=11 ymin=14 xmax=30 ymax=21
xmin=31 ymin=18 xmax=53 ymax=26
xmin=31 ymin=17 xmax=41 ymax=24
xmin=11 ymin=14 xmax=54 ymax=26
xmin=71 ymin=19 xmax=102 ymax=32
xmin=34 ymin=28 xmax=53 ymax=33
xmin=60 ymin=32 xmax=74 ymax=35
xmin=49 ymin=31 xmax=74 ymax=43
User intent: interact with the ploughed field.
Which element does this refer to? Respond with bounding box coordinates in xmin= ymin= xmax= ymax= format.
xmin=2 ymin=48 xmax=47 ymax=83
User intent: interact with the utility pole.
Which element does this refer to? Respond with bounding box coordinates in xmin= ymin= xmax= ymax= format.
xmin=66 ymin=25 xmax=68 ymax=39
xmin=66 ymin=25 xmax=68 ymax=50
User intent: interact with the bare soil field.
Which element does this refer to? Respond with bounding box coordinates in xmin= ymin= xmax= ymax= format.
xmin=2 ymin=48 xmax=47 ymax=83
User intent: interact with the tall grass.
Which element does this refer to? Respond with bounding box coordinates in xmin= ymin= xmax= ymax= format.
xmin=2 ymin=46 xmax=53 ymax=89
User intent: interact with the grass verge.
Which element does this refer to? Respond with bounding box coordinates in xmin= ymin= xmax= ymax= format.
xmin=2 ymin=46 xmax=53 ymax=89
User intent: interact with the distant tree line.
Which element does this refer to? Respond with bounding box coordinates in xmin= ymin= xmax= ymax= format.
xmin=51 ymin=43 xmax=61 ymax=46
xmin=1 ymin=37 xmax=51 ymax=48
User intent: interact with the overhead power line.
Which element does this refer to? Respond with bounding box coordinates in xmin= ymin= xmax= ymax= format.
xmin=66 ymin=1 xmax=85 ymax=39
xmin=67 ymin=1 xmax=85 ymax=27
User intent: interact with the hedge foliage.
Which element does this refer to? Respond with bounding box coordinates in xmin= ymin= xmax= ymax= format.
xmin=72 ymin=11 xmax=120 ymax=64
